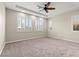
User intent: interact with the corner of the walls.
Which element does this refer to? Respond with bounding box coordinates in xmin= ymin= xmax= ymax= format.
xmin=0 ymin=41 xmax=5 ymax=55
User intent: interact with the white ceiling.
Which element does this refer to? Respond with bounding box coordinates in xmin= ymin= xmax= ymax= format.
xmin=4 ymin=2 xmax=79 ymax=18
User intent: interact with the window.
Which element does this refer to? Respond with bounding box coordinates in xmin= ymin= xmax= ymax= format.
xmin=72 ymin=15 xmax=79 ymax=31
xmin=17 ymin=14 xmax=32 ymax=32
xmin=21 ymin=16 xmax=26 ymax=32
xmin=25 ymin=16 xmax=32 ymax=32
xmin=35 ymin=17 xmax=46 ymax=32
xmin=17 ymin=13 xmax=46 ymax=32
xmin=17 ymin=15 xmax=22 ymax=32
xmin=48 ymin=20 xmax=52 ymax=32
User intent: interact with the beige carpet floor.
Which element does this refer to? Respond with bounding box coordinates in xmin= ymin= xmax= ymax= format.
xmin=1 ymin=38 xmax=79 ymax=57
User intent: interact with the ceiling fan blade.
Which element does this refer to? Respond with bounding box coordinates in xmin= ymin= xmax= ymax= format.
xmin=46 ymin=2 xmax=51 ymax=7
xmin=47 ymin=2 xmax=51 ymax=6
xmin=44 ymin=9 xmax=48 ymax=13
xmin=46 ymin=8 xmax=55 ymax=10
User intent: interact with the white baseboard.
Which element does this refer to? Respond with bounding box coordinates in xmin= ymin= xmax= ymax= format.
xmin=48 ymin=34 xmax=79 ymax=44
xmin=6 ymin=35 xmax=47 ymax=44
xmin=0 ymin=41 xmax=5 ymax=55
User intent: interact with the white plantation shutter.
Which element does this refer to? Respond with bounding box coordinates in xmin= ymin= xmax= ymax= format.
xmin=17 ymin=15 xmax=22 ymax=32
xmin=17 ymin=13 xmax=46 ymax=32
xmin=28 ymin=16 xmax=32 ymax=32
xmin=17 ymin=14 xmax=32 ymax=32
xmin=35 ymin=17 xmax=46 ymax=32
xmin=25 ymin=15 xmax=29 ymax=32
xmin=21 ymin=16 xmax=26 ymax=32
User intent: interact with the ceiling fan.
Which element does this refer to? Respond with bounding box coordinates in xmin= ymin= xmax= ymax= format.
xmin=37 ymin=2 xmax=55 ymax=13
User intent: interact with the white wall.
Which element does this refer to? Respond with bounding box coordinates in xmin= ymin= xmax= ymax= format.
xmin=48 ymin=9 xmax=79 ymax=43
xmin=6 ymin=9 xmax=48 ymax=43
xmin=0 ymin=3 xmax=5 ymax=54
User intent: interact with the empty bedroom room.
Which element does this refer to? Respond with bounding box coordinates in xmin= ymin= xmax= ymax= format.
xmin=1 ymin=2 xmax=79 ymax=57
